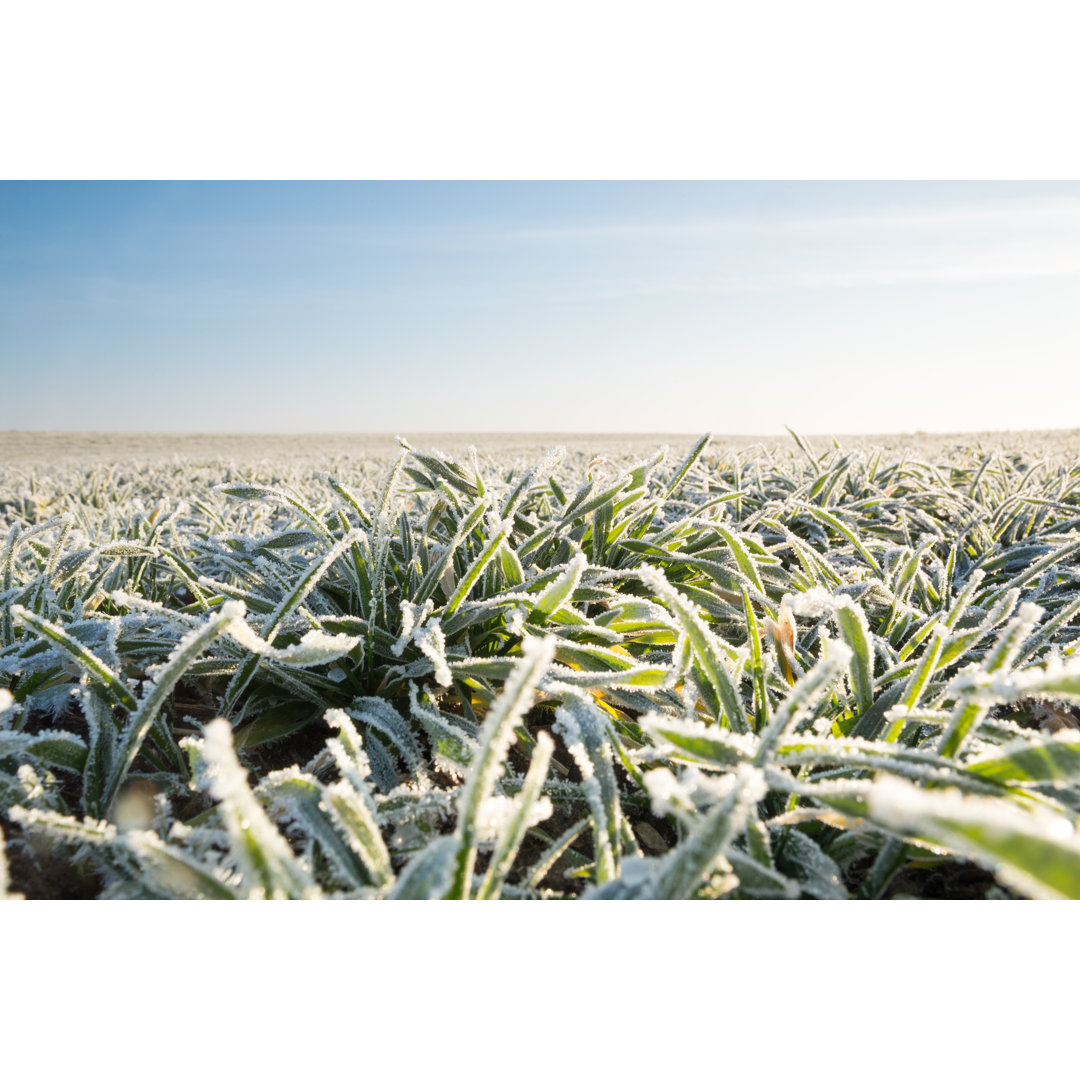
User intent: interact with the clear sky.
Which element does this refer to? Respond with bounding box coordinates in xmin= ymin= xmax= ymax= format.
xmin=2 ymin=181 xmax=1078 ymax=434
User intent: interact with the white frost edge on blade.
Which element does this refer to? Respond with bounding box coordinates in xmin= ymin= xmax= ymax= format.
xmin=868 ymin=773 xmax=1078 ymax=844
xmin=225 ymin=618 xmax=361 ymax=666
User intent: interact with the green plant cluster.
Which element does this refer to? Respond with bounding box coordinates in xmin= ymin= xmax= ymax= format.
xmin=4 ymin=433 xmax=1080 ymax=899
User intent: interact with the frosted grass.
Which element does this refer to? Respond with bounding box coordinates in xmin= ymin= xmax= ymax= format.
xmin=5 ymin=430 xmax=1080 ymax=899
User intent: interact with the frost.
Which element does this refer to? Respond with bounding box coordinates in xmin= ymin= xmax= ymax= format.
xmin=505 ymin=604 xmax=530 ymax=636
xmin=1016 ymin=601 xmax=1046 ymax=625
xmin=643 ymin=767 xmax=692 ymax=820
xmin=226 ymin=620 xmax=362 ymax=667
xmin=638 ymin=712 xmax=759 ymax=764
xmin=346 ymin=697 xmax=422 ymax=774
xmin=950 ymin=654 xmax=1080 ymax=707
xmin=473 ymin=794 xmax=552 ymax=843
xmin=195 ymin=719 xmax=318 ymax=899
xmin=868 ymin=771 xmax=1080 ymax=855
xmin=392 ymin=599 xmax=435 ymax=657
xmin=790 ymin=587 xmax=836 ymax=618
xmin=412 ymin=621 xmax=452 ymax=688
xmin=732 ymin=762 xmax=767 ymax=805
xmin=324 ymin=708 xmax=377 ymax=788
xmin=390 ymin=598 xmax=451 ymax=686
xmin=16 ymin=764 xmax=46 ymax=805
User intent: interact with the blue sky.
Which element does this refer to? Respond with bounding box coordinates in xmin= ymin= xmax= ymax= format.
xmin=2 ymin=181 xmax=1078 ymax=434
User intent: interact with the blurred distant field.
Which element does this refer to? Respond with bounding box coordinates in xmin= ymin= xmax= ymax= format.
xmin=5 ymin=428 xmax=1080 ymax=468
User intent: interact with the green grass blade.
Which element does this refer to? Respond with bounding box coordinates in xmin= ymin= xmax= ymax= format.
xmin=477 ymin=731 xmax=554 ymax=899
xmin=554 ymin=694 xmax=621 ymax=883
xmin=868 ymin=774 xmax=1080 ymax=900
xmin=190 ymin=719 xmax=316 ymax=899
xmin=529 ymin=550 xmax=586 ymax=623
xmin=444 ymin=520 xmax=511 ymax=615
xmin=638 ymin=566 xmax=748 ymax=732
xmin=833 ymin=597 xmax=875 ymax=717
xmin=446 ymin=635 xmax=555 ymax=899
xmin=967 ymin=733 xmax=1080 ymax=786
xmin=741 ymin=587 xmax=769 ymax=733
xmin=390 ymin=835 xmax=458 ymax=899
xmin=124 ymin=830 xmax=239 ymax=899
xmin=104 ymin=602 xmax=246 ymax=813
xmin=883 ymin=625 xmax=946 ymax=741
xmin=12 ymin=605 xmax=137 ymax=710
xmin=754 ymin=642 xmax=852 ymax=765
xmin=647 ymin=765 xmax=765 ymax=899
xmin=664 ymin=433 xmax=711 ymax=499
xmin=715 ymin=525 xmax=765 ymax=595
xmin=524 ymin=818 xmax=590 ymax=889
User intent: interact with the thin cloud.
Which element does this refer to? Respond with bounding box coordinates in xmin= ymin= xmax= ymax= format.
xmin=494 ymin=198 xmax=1080 ymax=245
xmin=785 ymin=260 xmax=1080 ymax=288
xmin=460 ymin=253 xmax=1080 ymax=307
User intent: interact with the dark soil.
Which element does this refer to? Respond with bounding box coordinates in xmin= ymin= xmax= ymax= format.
xmin=2 ymin=809 xmax=103 ymax=900
xmin=885 ymin=859 xmax=1022 ymax=900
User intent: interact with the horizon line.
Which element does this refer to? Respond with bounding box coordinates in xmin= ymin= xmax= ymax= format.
xmin=5 ymin=427 xmax=1080 ymax=439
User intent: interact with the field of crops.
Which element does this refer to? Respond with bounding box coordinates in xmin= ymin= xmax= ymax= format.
xmin=4 ymin=431 xmax=1080 ymax=900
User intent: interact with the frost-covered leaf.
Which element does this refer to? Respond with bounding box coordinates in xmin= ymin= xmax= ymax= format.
xmin=225 ymin=620 xmax=362 ymax=667
xmin=867 ymin=774 xmax=1080 ymax=900
xmin=102 ymin=602 xmax=247 ymax=813
xmin=772 ymin=828 xmax=847 ymax=899
xmin=554 ymin=694 xmax=621 ymax=882
xmin=646 ymin=765 xmax=767 ymax=900
xmin=529 ymin=550 xmax=587 ymax=622
xmin=638 ymin=714 xmax=756 ymax=769
xmin=123 ymin=829 xmax=239 ymax=899
xmin=188 ymin=719 xmax=317 ymax=899
xmin=966 ymin=732 xmax=1080 ymax=786
xmin=447 ymin=635 xmax=556 ymax=899
xmin=833 ymin=597 xmax=875 ymax=716
xmin=477 ymin=732 xmax=554 ymax=899
xmin=390 ymin=835 xmax=458 ymax=900
xmin=12 ymin=605 xmax=137 ymax=710
xmin=0 ymin=729 xmax=87 ymax=774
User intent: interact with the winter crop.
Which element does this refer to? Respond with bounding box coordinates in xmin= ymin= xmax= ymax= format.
xmin=4 ymin=433 xmax=1080 ymax=899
